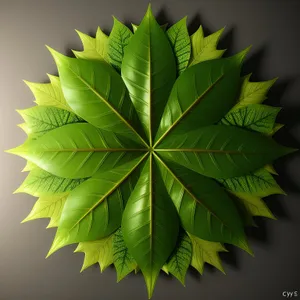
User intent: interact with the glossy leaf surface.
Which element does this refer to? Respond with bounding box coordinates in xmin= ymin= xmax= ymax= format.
xmin=48 ymin=48 xmax=146 ymax=144
xmin=48 ymin=157 xmax=145 ymax=255
xmin=122 ymin=156 xmax=179 ymax=298
xmin=156 ymin=158 xmax=249 ymax=251
xmin=155 ymin=52 xmax=247 ymax=143
xmin=121 ymin=5 xmax=176 ymax=144
xmin=9 ymin=123 xmax=145 ymax=179
xmin=159 ymin=125 xmax=293 ymax=179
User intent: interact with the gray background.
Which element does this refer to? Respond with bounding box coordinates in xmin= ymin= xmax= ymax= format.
xmin=1 ymin=0 xmax=300 ymax=299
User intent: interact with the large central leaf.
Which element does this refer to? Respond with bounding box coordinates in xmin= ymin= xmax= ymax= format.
xmin=122 ymin=155 xmax=179 ymax=298
xmin=10 ymin=123 xmax=146 ymax=179
xmin=158 ymin=125 xmax=293 ymax=179
xmin=121 ymin=5 xmax=176 ymax=145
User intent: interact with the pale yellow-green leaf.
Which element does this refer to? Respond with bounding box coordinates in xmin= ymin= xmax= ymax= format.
xmin=233 ymin=192 xmax=277 ymax=220
xmin=267 ymin=123 xmax=284 ymax=136
xmin=22 ymin=160 xmax=37 ymax=172
xmin=189 ymin=26 xmax=226 ymax=66
xmin=188 ymin=233 xmax=227 ymax=275
xmin=161 ymin=265 xmax=169 ymax=274
xmin=236 ymin=74 xmax=278 ymax=107
xmin=74 ymin=235 xmax=114 ymax=272
xmin=264 ymin=164 xmax=278 ymax=175
xmin=21 ymin=193 xmax=68 ymax=228
xmin=24 ymin=74 xmax=72 ymax=111
xmin=73 ymin=27 xmax=109 ymax=62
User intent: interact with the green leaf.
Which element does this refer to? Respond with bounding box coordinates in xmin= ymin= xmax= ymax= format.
xmin=113 ymin=228 xmax=138 ymax=282
xmin=122 ymin=155 xmax=179 ymax=298
xmin=156 ymin=157 xmax=250 ymax=252
xmin=167 ymin=17 xmax=191 ymax=75
xmin=132 ymin=23 xmax=168 ymax=33
xmin=189 ymin=233 xmax=227 ymax=274
xmin=73 ymin=27 xmax=109 ymax=62
xmin=158 ymin=125 xmax=294 ymax=179
xmin=236 ymin=74 xmax=278 ymax=107
xmin=166 ymin=232 xmax=192 ymax=285
xmin=22 ymin=193 xmax=68 ymax=228
xmin=22 ymin=160 xmax=37 ymax=172
xmin=24 ymin=74 xmax=72 ymax=111
xmin=155 ymin=50 xmax=250 ymax=144
xmin=14 ymin=167 xmax=85 ymax=197
xmin=218 ymin=168 xmax=285 ymax=197
xmin=47 ymin=48 xmax=146 ymax=145
xmin=189 ymin=26 xmax=226 ymax=67
xmin=16 ymin=106 xmax=83 ymax=139
xmin=74 ymin=234 xmax=114 ymax=272
xmin=47 ymin=157 xmax=146 ymax=256
xmin=220 ymin=104 xmax=281 ymax=135
xmin=121 ymin=5 xmax=176 ymax=144
xmin=8 ymin=123 xmax=146 ymax=179
xmin=232 ymin=192 xmax=276 ymax=220
xmin=108 ymin=17 xmax=133 ymax=72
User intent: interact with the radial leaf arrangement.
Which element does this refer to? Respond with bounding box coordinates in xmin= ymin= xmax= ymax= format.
xmin=7 ymin=5 xmax=295 ymax=299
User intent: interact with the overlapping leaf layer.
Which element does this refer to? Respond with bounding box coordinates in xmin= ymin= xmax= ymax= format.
xmin=7 ymin=5 xmax=295 ymax=299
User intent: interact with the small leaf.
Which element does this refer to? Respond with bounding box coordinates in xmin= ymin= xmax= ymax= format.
xmin=232 ymin=192 xmax=276 ymax=220
xmin=73 ymin=27 xmax=109 ymax=62
xmin=122 ymin=155 xmax=179 ymax=298
xmin=167 ymin=17 xmax=191 ymax=75
xmin=16 ymin=106 xmax=83 ymax=139
xmin=113 ymin=228 xmax=137 ymax=282
xmin=22 ymin=193 xmax=68 ymax=228
xmin=47 ymin=157 xmax=145 ymax=256
xmin=14 ymin=167 xmax=85 ymax=197
xmin=161 ymin=265 xmax=169 ymax=274
xmin=24 ymin=74 xmax=72 ymax=111
xmin=189 ymin=233 xmax=227 ymax=274
xmin=121 ymin=5 xmax=176 ymax=144
xmin=218 ymin=168 xmax=285 ymax=197
xmin=166 ymin=232 xmax=192 ymax=285
xmin=108 ymin=17 xmax=133 ymax=72
xmin=74 ymin=234 xmax=114 ymax=272
xmin=22 ymin=160 xmax=37 ymax=172
xmin=47 ymin=47 xmax=146 ymax=145
xmin=237 ymin=74 xmax=278 ymax=107
xmin=220 ymin=104 xmax=281 ymax=135
xmin=189 ymin=26 xmax=226 ymax=67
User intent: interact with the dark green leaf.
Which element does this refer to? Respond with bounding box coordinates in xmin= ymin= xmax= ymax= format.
xmin=47 ymin=157 xmax=145 ymax=256
xmin=158 ymin=125 xmax=294 ymax=179
xmin=47 ymin=47 xmax=146 ymax=145
xmin=121 ymin=5 xmax=176 ymax=144
xmin=122 ymin=155 xmax=179 ymax=298
xmin=156 ymin=157 xmax=250 ymax=252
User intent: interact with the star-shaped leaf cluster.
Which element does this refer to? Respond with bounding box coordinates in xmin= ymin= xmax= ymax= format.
xmin=7 ymin=4 xmax=295 ymax=299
